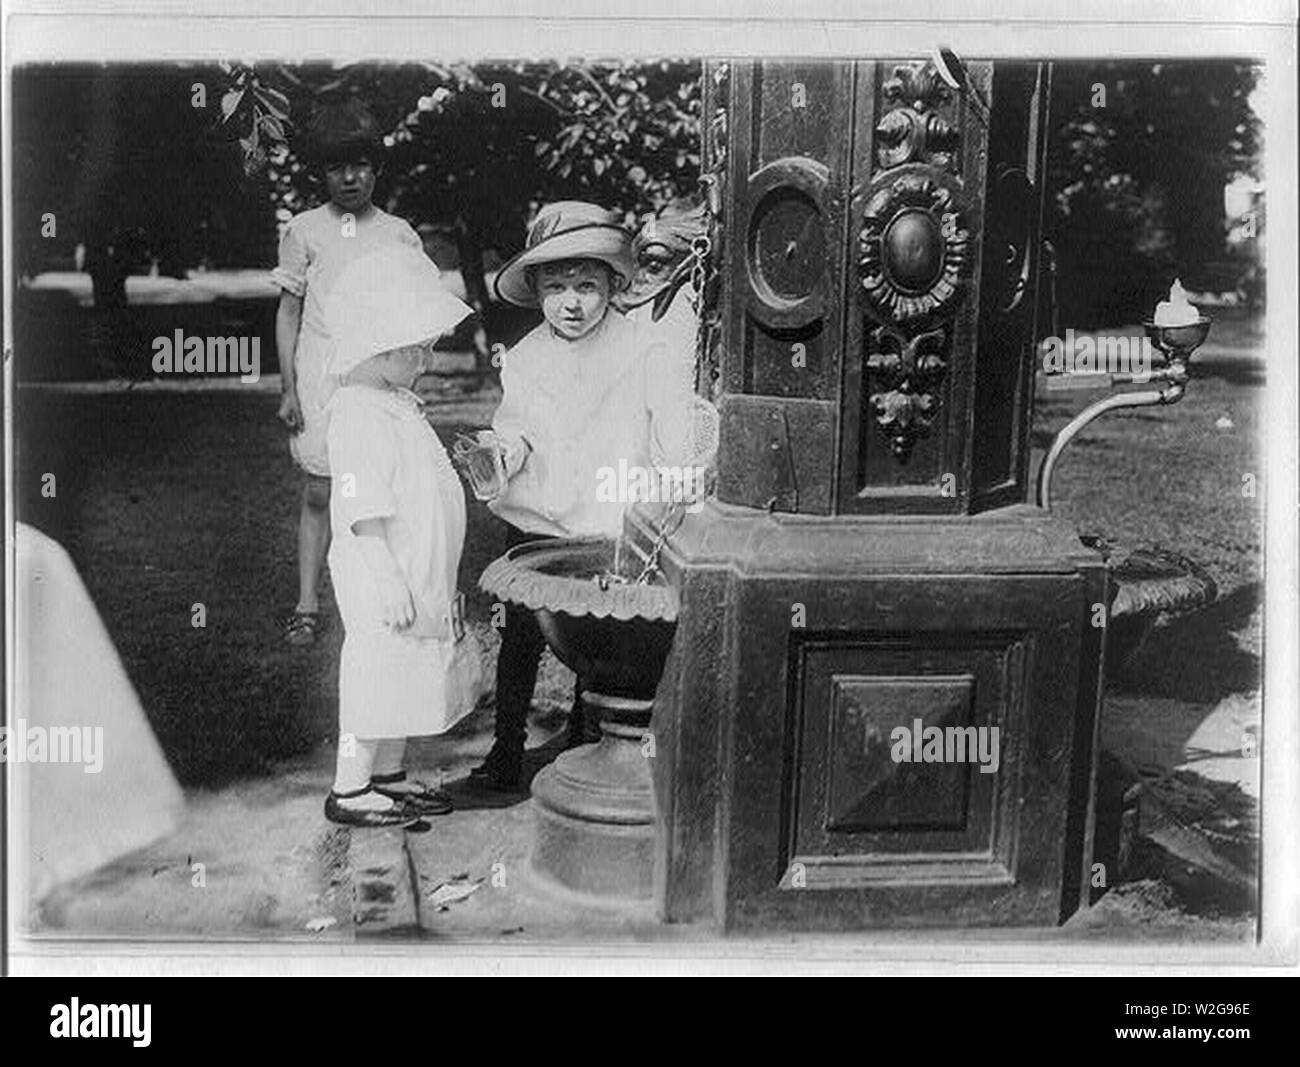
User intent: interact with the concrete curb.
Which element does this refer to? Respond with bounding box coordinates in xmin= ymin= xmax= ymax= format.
xmin=346 ymin=826 xmax=421 ymax=936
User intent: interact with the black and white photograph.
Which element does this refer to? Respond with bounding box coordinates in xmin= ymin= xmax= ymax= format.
xmin=3 ymin=2 xmax=1296 ymax=983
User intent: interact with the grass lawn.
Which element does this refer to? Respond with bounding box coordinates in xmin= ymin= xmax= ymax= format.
xmin=15 ymin=388 xmax=501 ymax=787
xmin=1035 ymin=324 xmax=1264 ymax=702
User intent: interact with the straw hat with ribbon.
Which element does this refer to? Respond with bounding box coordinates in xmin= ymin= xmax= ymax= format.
xmin=326 ymin=245 xmax=473 ymax=379
xmin=492 ymin=201 xmax=633 ymax=308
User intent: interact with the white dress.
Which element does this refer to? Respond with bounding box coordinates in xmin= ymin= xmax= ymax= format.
xmin=272 ymin=205 xmax=423 ymax=477
xmin=325 ymin=385 xmax=477 ymax=740
xmin=12 ymin=524 xmax=185 ymax=909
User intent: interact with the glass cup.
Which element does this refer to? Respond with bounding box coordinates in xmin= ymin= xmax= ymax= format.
xmin=453 ymin=430 xmax=508 ymax=501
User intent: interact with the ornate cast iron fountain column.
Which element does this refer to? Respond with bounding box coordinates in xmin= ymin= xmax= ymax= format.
xmin=633 ymin=57 xmax=1110 ymax=931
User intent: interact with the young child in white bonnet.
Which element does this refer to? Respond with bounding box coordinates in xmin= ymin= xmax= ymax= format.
xmin=322 ymin=244 xmax=480 ymax=827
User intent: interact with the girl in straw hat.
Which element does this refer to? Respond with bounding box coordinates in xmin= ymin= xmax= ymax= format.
xmin=320 ymin=244 xmax=481 ymax=827
xmin=464 ymin=201 xmax=696 ymax=790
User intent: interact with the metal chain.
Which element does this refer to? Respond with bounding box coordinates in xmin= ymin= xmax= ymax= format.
xmin=633 ymin=194 xmax=716 ymax=585
xmin=635 ymin=499 xmax=688 ymax=584
xmin=689 ymin=234 xmax=711 ymax=312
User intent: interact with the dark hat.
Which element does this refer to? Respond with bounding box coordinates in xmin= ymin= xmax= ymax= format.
xmin=301 ymin=99 xmax=384 ymax=165
xmin=492 ymin=201 xmax=633 ymax=308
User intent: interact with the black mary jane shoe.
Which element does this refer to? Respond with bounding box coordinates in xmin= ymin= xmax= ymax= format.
xmin=369 ymin=772 xmax=454 ymax=816
xmin=324 ymin=787 xmax=421 ymax=828
xmin=467 ymin=742 xmax=523 ymax=791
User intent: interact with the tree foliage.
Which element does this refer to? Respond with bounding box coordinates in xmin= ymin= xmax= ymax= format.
xmin=1047 ymin=61 xmax=1262 ymax=322
xmin=205 ymin=58 xmax=698 ymax=351
xmin=221 ymin=60 xmax=700 ymax=260
xmin=12 ymin=63 xmax=280 ymax=278
xmin=15 ymin=58 xmax=1262 ymax=333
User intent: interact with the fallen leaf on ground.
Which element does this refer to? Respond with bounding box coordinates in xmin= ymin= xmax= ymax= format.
xmin=425 ymin=879 xmax=483 ymax=909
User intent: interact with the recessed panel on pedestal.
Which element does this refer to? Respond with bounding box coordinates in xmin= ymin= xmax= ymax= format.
xmin=786 ymin=637 xmax=1022 ymax=887
xmin=825 ymin=673 xmax=975 ymax=833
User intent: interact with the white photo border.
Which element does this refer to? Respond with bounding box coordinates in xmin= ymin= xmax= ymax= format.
xmin=3 ymin=0 xmax=1296 ymax=977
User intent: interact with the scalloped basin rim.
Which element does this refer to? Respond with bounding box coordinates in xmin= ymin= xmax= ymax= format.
xmin=479 ymin=537 xmax=679 ymax=623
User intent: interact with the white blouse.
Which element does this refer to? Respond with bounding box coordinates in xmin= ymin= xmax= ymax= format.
xmin=489 ymin=309 xmax=695 ymax=539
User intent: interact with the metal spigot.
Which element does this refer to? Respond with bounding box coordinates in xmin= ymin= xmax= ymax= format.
xmin=1036 ymin=316 xmax=1211 ymax=511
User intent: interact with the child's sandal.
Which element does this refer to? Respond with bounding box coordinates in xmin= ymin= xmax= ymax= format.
xmin=281 ymin=610 xmax=327 ymax=647
xmin=370 ymin=772 xmax=454 ymax=816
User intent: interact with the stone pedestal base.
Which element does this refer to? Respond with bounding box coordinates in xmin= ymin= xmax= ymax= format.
xmin=636 ymin=500 xmax=1108 ymax=931
xmin=528 ymin=694 xmax=656 ymax=902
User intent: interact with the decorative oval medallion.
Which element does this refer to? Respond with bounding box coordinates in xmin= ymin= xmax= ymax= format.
xmin=858 ymin=171 xmax=969 ymax=323
xmin=882 ymin=208 xmax=943 ymax=294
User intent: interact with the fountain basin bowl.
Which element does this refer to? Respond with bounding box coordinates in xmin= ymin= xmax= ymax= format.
xmin=479 ymin=537 xmax=679 ymax=699
xmin=1083 ymin=535 xmax=1217 ymax=668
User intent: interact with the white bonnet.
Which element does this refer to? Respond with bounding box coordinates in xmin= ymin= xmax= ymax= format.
xmin=325 ymin=245 xmax=473 ymax=377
